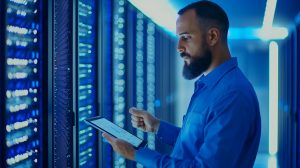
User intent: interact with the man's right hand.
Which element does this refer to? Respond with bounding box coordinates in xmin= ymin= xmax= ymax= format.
xmin=129 ymin=107 xmax=160 ymax=133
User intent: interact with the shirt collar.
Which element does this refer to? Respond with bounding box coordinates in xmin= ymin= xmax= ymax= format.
xmin=195 ymin=57 xmax=238 ymax=89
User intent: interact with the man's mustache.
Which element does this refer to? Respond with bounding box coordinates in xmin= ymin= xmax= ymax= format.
xmin=180 ymin=53 xmax=191 ymax=58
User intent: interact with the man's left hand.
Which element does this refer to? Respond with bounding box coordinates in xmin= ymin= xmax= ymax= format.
xmin=102 ymin=133 xmax=136 ymax=161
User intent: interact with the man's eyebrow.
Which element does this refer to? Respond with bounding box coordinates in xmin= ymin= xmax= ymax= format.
xmin=178 ymin=32 xmax=190 ymax=36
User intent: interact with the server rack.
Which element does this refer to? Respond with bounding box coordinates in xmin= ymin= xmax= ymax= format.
xmin=112 ymin=0 xmax=128 ymax=167
xmin=134 ymin=12 xmax=157 ymax=168
xmin=126 ymin=6 xmax=157 ymax=168
xmin=51 ymin=0 xmax=74 ymax=167
xmin=278 ymin=32 xmax=291 ymax=168
xmin=297 ymin=23 xmax=300 ymax=168
xmin=145 ymin=20 xmax=157 ymax=153
xmin=97 ymin=1 xmax=177 ymax=167
xmin=98 ymin=0 xmax=114 ymax=167
xmin=135 ymin=12 xmax=146 ymax=152
xmin=292 ymin=26 xmax=298 ymax=168
xmin=125 ymin=4 xmax=136 ymax=168
xmin=154 ymin=28 xmax=177 ymax=155
xmin=278 ymin=28 xmax=298 ymax=168
xmin=126 ymin=4 xmax=178 ymax=167
xmin=0 ymin=0 xmax=5 ymax=165
xmin=1 ymin=0 xmax=46 ymax=167
xmin=75 ymin=0 xmax=98 ymax=167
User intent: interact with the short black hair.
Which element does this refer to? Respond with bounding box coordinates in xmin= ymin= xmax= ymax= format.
xmin=178 ymin=1 xmax=229 ymax=42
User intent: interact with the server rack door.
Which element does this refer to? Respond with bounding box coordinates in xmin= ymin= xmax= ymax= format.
xmin=297 ymin=24 xmax=300 ymax=168
xmin=52 ymin=0 xmax=74 ymax=167
xmin=292 ymin=26 xmax=298 ymax=168
xmin=278 ymin=30 xmax=298 ymax=168
xmin=2 ymin=0 xmax=45 ymax=167
xmin=76 ymin=0 xmax=98 ymax=167
xmin=98 ymin=0 xmax=114 ymax=167
xmin=278 ymin=35 xmax=289 ymax=168
xmin=0 ymin=0 xmax=6 ymax=165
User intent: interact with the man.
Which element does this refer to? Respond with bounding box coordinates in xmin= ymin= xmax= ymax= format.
xmin=103 ymin=1 xmax=261 ymax=167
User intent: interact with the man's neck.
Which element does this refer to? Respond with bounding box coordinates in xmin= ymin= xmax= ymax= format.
xmin=205 ymin=46 xmax=231 ymax=75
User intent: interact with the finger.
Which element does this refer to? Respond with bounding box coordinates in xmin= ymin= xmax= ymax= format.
xmin=102 ymin=133 xmax=115 ymax=144
xmin=131 ymin=115 xmax=143 ymax=122
xmin=129 ymin=107 xmax=144 ymax=117
xmin=131 ymin=120 xmax=145 ymax=128
xmin=138 ymin=122 xmax=145 ymax=127
xmin=131 ymin=119 xmax=144 ymax=125
xmin=131 ymin=120 xmax=139 ymax=128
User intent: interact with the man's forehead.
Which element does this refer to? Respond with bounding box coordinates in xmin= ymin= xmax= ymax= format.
xmin=176 ymin=9 xmax=199 ymax=35
xmin=176 ymin=23 xmax=191 ymax=36
xmin=176 ymin=10 xmax=197 ymax=35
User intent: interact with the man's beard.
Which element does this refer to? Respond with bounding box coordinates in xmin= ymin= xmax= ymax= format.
xmin=182 ymin=47 xmax=212 ymax=80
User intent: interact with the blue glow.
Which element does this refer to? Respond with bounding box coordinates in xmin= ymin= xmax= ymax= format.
xmin=228 ymin=28 xmax=259 ymax=40
xmin=228 ymin=27 xmax=288 ymax=40
xmin=5 ymin=0 xmax=42 ymax=167
xmin=78 ymin=0 xmax=97 ymax=167
xmin=154 ymin=100 xmax=161 ymax=107
xmin=296 ymin=12 xmax=300 ymax=24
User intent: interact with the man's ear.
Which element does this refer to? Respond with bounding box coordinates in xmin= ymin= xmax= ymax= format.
xmin=206 ymin=28 xmax=220 ymax=47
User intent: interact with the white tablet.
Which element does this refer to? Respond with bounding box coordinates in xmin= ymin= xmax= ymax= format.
xmin=84 ymin=116 xmax=147 ymax=149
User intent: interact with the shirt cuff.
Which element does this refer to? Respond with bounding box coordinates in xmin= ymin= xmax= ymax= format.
xmin=135 ymin=148 xmax=161 ymax=167
xmin=156 ymin=120 xmax=178 ymax=143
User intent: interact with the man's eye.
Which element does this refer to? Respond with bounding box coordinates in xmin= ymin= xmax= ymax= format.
xmin=182 ymin=35 xmax=191 ymax=40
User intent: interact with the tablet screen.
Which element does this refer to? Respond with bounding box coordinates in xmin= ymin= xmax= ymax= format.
xmin=86 ymin=117 xmax=144 ymax=148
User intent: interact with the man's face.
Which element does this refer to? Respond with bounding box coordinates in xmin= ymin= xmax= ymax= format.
xmin=176 ymin=9 xmax=212 ymax=80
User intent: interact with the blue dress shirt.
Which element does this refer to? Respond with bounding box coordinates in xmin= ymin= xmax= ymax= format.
xmin=135 ymin=57 xmax=261 ymax=168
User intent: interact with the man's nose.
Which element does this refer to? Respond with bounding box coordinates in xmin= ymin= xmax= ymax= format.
xmin=177 ymin=41 xmax=185 ymax=54
xmin=177 ymin=48 xmax=184 ymax=54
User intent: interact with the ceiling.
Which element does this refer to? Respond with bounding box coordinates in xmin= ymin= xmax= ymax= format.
xmin=169 ymin=0 xmax=300 ymax=28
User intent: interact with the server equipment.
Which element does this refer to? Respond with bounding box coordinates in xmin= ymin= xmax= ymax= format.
xmin=76 ymin=0 xmax=98 ymax=167
xmin=0 ymin=0 xmax=46 ymax=167
xmin=278 ymin=27 xmax=298 ymax=168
